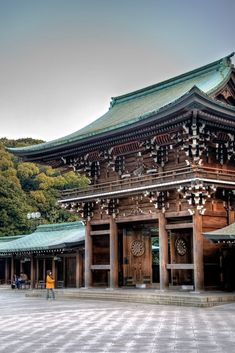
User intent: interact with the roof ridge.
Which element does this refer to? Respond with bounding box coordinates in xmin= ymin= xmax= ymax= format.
xmin=35 ymin=221 xmax=84 ymax=232
xmin=110 ymin=53 xmax=234 ymax=107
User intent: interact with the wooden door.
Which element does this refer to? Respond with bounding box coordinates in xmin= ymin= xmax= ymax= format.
xmin=123 ymin=228 xmax=152 ymax=286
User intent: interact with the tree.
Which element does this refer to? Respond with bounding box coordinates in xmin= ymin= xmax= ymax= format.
xmin=0 ymin=139 xmax=89 ymax=236
xmin=0 ymin=175 xmax=31 ymax=235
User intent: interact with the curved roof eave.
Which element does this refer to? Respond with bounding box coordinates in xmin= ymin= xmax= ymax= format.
xmin=7 ymin=53 xmax=234 ymax=158
xmin=7 ymin=85 xmax=235 ymax=160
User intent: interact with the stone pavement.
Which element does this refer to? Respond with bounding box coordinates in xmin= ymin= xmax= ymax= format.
xmin=0 ymin=289 xmax=235 ymax=353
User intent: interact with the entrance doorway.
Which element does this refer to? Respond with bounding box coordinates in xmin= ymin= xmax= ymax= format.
xmin=120 ymin=222 xmax=157 ymax=287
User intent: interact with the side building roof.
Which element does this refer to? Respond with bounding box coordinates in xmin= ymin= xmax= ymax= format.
xmin=0 ymin=221 xmax=85 ymax=255
xmin=8 ymin=53 xmax=235 ymax=157
xmin=0 ymin=235 xmax=27 ymax=243
xmin=204 ymin=222 xmax=235 ymax=241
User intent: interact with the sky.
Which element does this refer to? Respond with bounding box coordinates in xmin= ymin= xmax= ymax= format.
xmin=0 ymin=0 xmax=234 ymax=142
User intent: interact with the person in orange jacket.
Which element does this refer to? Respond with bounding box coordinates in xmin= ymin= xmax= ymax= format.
xmin=46 ymin=270 xmax=55 ymax=300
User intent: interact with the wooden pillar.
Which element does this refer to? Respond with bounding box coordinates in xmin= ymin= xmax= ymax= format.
xmin=11 ymin=255 xmax=14 ymax=281
xmin=52 ymin=257 xmax=56 ymax=285
xmin=30 ymin=255 xmax=34 ymax=289
xmin=20 ymin=258 xmax=23 ymax=272
xmin=228 ymin=209 xmax=235 ymax=224
xmin=36 ymin=259 xmax=39 ymax=283
xmin=193 ymin=210 xmax=204 ymax=291
xmin=159 ymin=212 xmax=169 ymax=290
xmin=110 ymin=217 xmax=118 ymax=288
xmin=122 ymin=228 xmax=128 ymax=284
xmin=63 ymin=257 xmax=66 ymax=286
xmin=85 ymin=221 xmax=92 ymax=288
xmin=5 ymin=258 xmax=9 ymax=284
xmin=43 ymin=259 xmax=46 ymax=282
xmin=170 ymin=234 xmax=176 ymax=286
xmin=75 ymin=251 xmax=82 ymax=288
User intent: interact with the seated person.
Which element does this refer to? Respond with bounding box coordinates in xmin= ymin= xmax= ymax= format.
xmin=19 ymin=272 xmax=28 ymax=288
xmin=12 ymin=274 xmax=20 ymax=289
xmin=15 ymin=276 xmax=21 ymax=289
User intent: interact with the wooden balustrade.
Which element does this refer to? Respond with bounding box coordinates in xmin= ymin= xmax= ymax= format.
xmin=59 ymin=165 xmax=235 ymax=201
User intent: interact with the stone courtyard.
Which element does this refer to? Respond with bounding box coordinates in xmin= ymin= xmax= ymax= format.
xmin=0 ymin=289 xmax=235 ymax=353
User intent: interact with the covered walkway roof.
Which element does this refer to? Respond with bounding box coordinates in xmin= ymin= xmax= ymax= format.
xmin=204 ymin=222 xmax=235 ymax=242
xmin=0 ymin=221 xmax=85 ymax=255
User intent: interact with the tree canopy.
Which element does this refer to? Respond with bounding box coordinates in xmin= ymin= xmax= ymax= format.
xmin=0 ymin=138 xmax=89 ymax=236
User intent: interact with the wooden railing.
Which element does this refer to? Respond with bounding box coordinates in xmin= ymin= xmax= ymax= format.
xmin=60 ymin=165 xmax=235 ymax=201
xmin=194 ymin=165 xmax=235 ymax=182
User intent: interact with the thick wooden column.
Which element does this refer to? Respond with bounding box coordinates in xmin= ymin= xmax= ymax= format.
xmin=110 ymin=217 xmax=118 ymax=288
xmin=30 ymin=255 xmax=34 ymax=289
xmin=85 ymin=221 xmax=92 ymax=288
xmin=75 ymin=251 xmax=82 ymax=288
xmin=193 ymin=210 xmax=204 ymax=291
xmin=159 ymin=212 xmax=169 ymax=290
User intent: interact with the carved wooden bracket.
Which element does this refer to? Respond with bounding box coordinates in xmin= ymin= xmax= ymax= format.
xmin=144 ymin=190 xmax=170 ymax=213
xmin=95 ymin=198 xmax=119 ymax=218
xmin=177 ymin=180 xmax=216 ymax=209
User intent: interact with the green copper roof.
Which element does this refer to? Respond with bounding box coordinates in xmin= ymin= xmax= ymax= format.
xmin=8 ymin=53 xmax=234 ymax=155
xmin=0 ymin=221 xmax=85 ymax=254
xmin=204 ymin=222 xmax=235 ymax=241
xmin=0 ymin=235 xmax=27 ymax=242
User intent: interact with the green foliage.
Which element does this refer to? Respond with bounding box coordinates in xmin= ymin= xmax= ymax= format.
xmin=0 ymin=138 xmax=89 ymax=236
xmin=0 ymin=137 xmax=44 ymax=148
xmin=0 ymin=175 xmax=31 ymax=236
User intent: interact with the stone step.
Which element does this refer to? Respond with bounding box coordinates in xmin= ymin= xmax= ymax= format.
xmin=26 ymin=289 xmax=235 ymax=308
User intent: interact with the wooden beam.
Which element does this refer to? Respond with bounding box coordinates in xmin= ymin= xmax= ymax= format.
xmin=90 ymin=230 xmax=110 ymax=235
xmin=165 ymin=210 xmax=191 ymax=218
xmin=90 ymin=220 xmax=110 ymax=225
xmin=167 ymin=264 xmax=194 ymax=270
xmin=204 ymin=210 xmax=227 ymax=217
xmin=166 ymin=223 xmax=193 ymax=230
xmin=90 ymin=265 xmax=111 ymax=270
xmin=116 ymin=214 xmax=159 ymax=223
